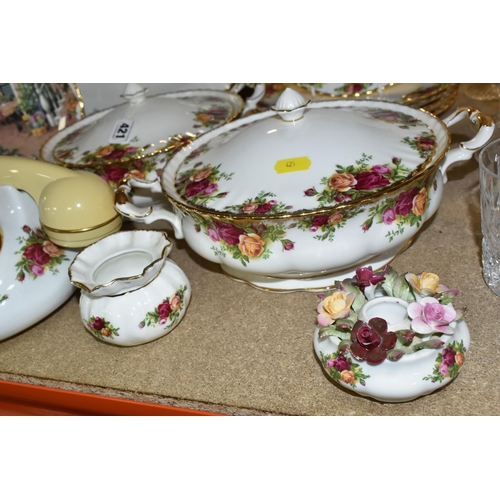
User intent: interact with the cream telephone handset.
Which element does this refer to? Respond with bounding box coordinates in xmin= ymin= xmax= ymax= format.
xmin=0 ymin=156 xmax=122 ymax=247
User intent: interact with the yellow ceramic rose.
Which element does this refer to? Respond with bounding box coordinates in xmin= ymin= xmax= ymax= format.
xmin=96 ymin=145 xmax=114 ymax=157
xmin=43 ymin=240 xmax=64 ymax=258
xmin=317 ymin=290 xmax=356 ymax=326
xmin=341 ymin=370 xmax=355 ymax=384
xmin=238 ymin=234 xmax=265 ymax=258
xmin=405 ymin=271 xmax=445 ymax=297
xmin=328 ymin=172 xmax=357 ymax=192
xmin=190 ymin=166 xmax=212 ymax=182
xmin=412 ymin=187 xmax=428 ymax=216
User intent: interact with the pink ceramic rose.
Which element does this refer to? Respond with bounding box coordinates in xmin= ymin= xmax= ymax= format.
xmin=24 ymin=243 xmax=51 ymax=266
xmin=158 ymin=301 xmax=172 ymax=319
xmin=355 ymin=171 xmax=391 ymax=191
xmin=407 ymin=297 xmax=457 ymax=334
xmin=394 ymin=187 xmax=420 ymax=216
xmin=213 ymin=221 xmax=245 ymax=246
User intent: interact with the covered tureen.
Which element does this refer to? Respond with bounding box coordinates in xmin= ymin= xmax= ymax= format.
xmin=116 ymin=88 xmax=494 ymax=292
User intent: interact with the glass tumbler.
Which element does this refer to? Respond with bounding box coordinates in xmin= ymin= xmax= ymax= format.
xmin=479 ymin=138 xmax=500 ymax=296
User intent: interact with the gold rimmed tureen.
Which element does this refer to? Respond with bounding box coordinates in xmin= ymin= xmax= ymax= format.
xmin=115 ymin=88 xmax=494 ymax=292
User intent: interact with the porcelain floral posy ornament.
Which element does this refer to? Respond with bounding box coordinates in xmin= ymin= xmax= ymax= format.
xmin=313 ymin=266 xmax=470 ymax=402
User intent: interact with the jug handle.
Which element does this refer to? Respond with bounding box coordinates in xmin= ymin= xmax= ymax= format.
xmin=440 ymin=107 xmax=495 ymax=183
xmin=115 ymin=176 xmax=185 ymax=239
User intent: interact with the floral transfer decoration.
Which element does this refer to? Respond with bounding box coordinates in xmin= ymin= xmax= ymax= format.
xmin=15 ymin=225 xmax=69 ymax=282
xmin=334 ymin=83 xmax=371 ymax=95
xmin=320 ymin=351 xmax=370 ymax=387
xmin=138 ymin=285 xmax=188 ymax=329
xmin=193 ymin=103 xmax=232 ymax=129
xmin=293 ymin=208 xmax=363 ymax=242
xmin=423 ymin=340 xmax=466 ymax=383
xmin=82 ymin=155 xmax=164 ymax=190
xmin=224 ymin=191 xmax=293 ymax=215
xmin=86 ymin=316 xmax=120 ymax=340
xmin=182 ymin=143 xmax=211 ymax=165
xmin=361 ymin=175 xmax=436 ymax=242
xmin=304 ymin=154 xmax=411 ymax=207
xmin=54 ymin=131 xmax=190 ymax=167
xmin=192 ymin=213 xmax=294 ymax=267
xmin=0 ymin=294 xmax=8 ymax=304
xmin=401 ymin=133 xmax=437 ymax=159
xmin=175 ymin=162 xmax=233 ymax=206
xmin=316 ymin=265 xmax=467 ymax=386
xmin=365 ymin=108 xmax=426 ymax=129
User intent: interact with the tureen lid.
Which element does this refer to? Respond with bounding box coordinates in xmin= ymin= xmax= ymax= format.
xmin=162 ymin=88 xmax=450 ymax=217
xmin=51 ymin=84 xmax=244 ymax=167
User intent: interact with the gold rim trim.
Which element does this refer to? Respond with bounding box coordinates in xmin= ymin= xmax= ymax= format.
xmin=72 ymin=83 xmax=86 ymax=119
xmin=221 ymin=238 xmax=415 ymax=293
xmin=165 ymin=128 xmax=448 ymax=222
xmin=420 ymin=87 xmax=458 ymax=111
xmin=295 ymin=83 xmax=395 ymax=99
xmin=41 ymin=212 xmax=122 ymax=234
xmin=270 ymin=100 xmax=311 ymax=113
xmin=401 ymin=83 xmax=452 ymax=103
xmin=68 ymin=230 xmax=172 ymax=295
xmin=52 ymin=134 xmax=192 ymax=169
xmin=406 ymin=84 xmax=458 ymax=109
xmin=50 ymin=91 xmax=245 ymax=169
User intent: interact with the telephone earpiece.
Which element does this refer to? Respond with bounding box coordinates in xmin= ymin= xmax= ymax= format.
xmin=0 ymin=156 xmax=122 ymax=248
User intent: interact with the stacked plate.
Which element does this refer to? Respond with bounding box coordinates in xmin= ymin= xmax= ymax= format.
xmin=259 ymin=83 xmax=459 ymax=116
xmin=393 ymin=83 xmax=460 ymax=115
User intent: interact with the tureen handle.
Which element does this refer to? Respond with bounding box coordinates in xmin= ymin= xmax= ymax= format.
xmin=115 ymin=177 xmax=184 ymax=239
xmin=439 ymin=107 xmax=495 ymax=183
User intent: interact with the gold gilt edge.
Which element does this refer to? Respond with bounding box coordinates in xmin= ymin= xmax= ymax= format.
xmin=71 ymin=83 xmax=86 ymax=119
xmin=47 ymin=90 xmax=245 ymax=169
xmin=401 ymin=83 xmax=452 ymax=102
xmin=165 ymin=107 xmax=450 ymax=222
xmin=67 ymin=230 xmax=172 ymax=295
xmin=421 ymin=89 xmax=459 ymax=115
xmin=294 ymin=83 xmax=395 ymax=98
xmin=408 ymin=84 xmax=459 ymax=109
xmin=221 ymin=238 xmax=415 ymax=293
xmin=42 ymin=212 xmax=122 ymax=234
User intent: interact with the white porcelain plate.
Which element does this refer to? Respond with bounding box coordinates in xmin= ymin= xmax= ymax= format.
xmin=0 ymin=185 xmax=78 ymax=341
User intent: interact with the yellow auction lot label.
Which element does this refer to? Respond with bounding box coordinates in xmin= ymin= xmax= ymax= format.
xmin=274 ymin=156 xmax=311 ymax=174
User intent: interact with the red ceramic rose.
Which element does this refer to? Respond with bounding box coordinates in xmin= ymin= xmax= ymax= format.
xmin=349 ymin=317 xmax=397 ymax=365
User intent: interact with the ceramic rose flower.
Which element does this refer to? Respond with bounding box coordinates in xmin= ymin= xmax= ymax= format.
xmin=349 ymin=318 xmax=397 ymax=365
xmin=96 ymin=145 xmax=114 ymax=157
xmin=317 ymin=290 xmax=356 ymax=326
xmin=411 ymin=187 xmax=428 ymax=216
xmin=328 ymin=172 xmax=357 ymax=192
xmin=238 ymin=233 xmax=265 ymax=258
xmin=190 ymin=166 xmax=212 ymax=182
xmin=42 ymin=240 xmax=63 ymax=258
xmin=405 ymin=271 xmax=454 ymax=299
xmin=407 ymin=297 xmax=457 ymax=334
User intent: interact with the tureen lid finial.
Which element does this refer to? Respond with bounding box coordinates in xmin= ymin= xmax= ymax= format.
xmin=272 ymin=87 xmax=310 ymax=122
xmin=121 ymin=83 xmax=148 ymax=104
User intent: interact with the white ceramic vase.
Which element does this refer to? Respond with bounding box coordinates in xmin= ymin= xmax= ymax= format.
xmin=69 ymin=230 xmax=191 ymax=346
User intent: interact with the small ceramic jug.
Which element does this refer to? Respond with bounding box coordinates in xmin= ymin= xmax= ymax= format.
xmin=69 ymin=230 xmax=191 ymax=346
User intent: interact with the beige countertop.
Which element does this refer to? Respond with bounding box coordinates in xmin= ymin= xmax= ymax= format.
xmin=1 ymin=84 xmax=499 ymax=415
